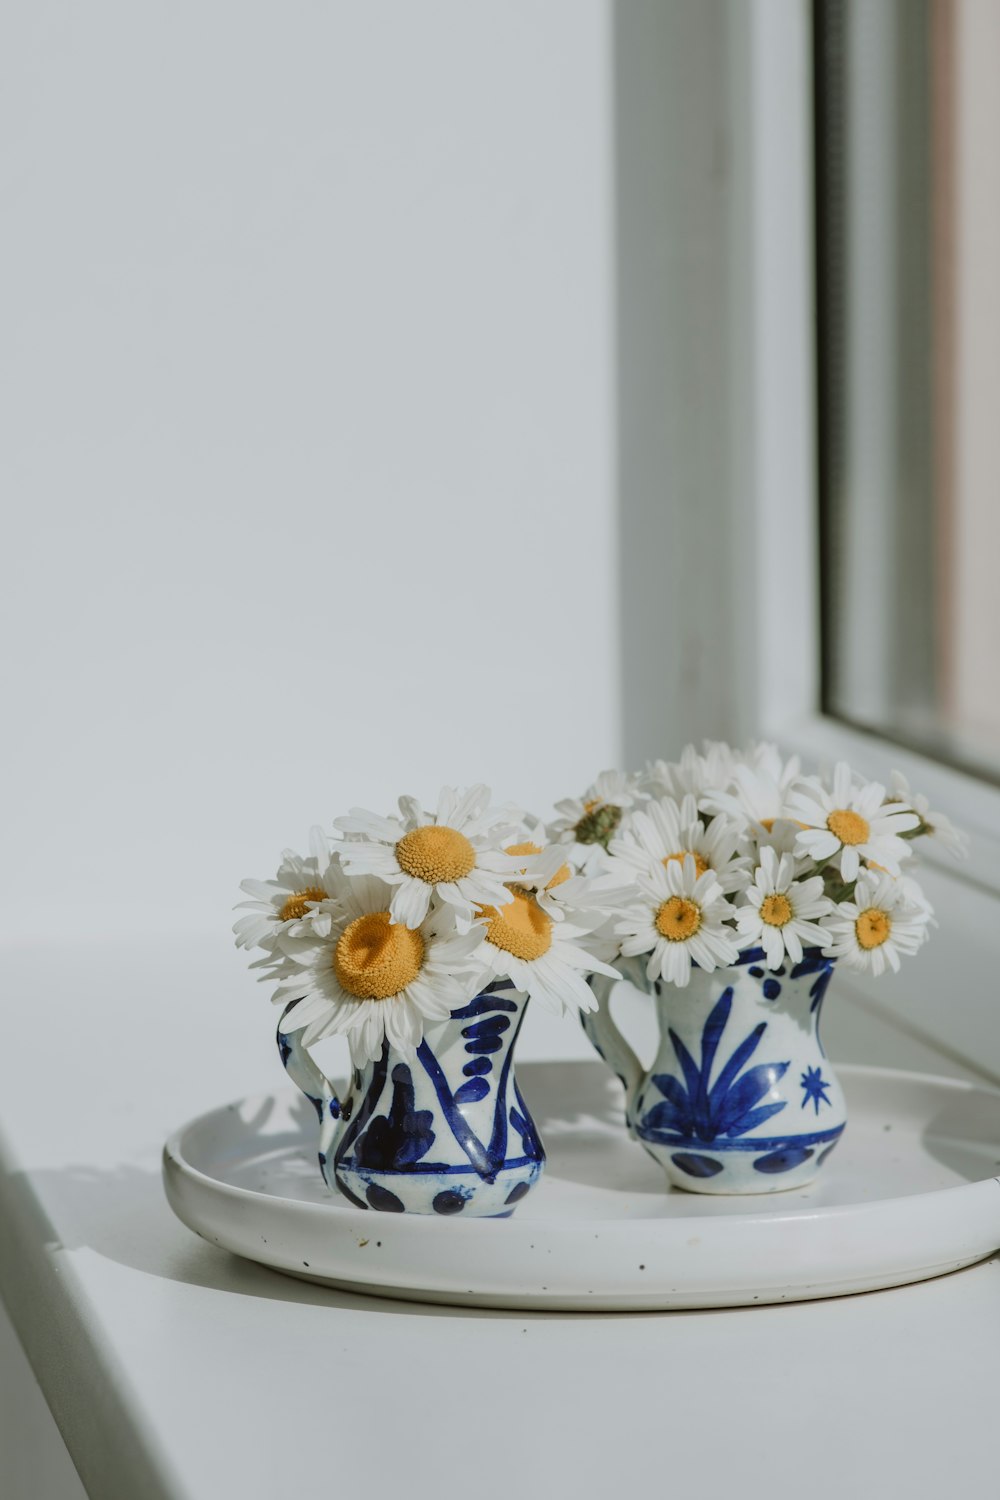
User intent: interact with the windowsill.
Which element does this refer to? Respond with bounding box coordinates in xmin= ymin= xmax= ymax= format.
xmin=1 ymin=934 xmax=999 ymax=1499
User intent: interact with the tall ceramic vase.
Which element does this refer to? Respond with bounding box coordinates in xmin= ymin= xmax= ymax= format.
xmin=583 ymin=950 xmax=847 ymax=1194
xmin=278 ymin=979 xmax=544 ymax=1216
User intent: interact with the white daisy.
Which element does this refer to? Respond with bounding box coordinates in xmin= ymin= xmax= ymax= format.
xmin=505 ymin=840 xmax=634 ymax=925
xmin=822 ymin=870 xmax=931 ymax=977
xmin=640 ymin=741 xmax=739 ymax=804
xmin=616 ymin=855 xmax=741 ymax=988
xmin=752 ymin=817 xmax=814 ymax=866
xmin=738 ymin=740 xmax=800 ymax=779
xmin=332 ymin=784 xmax=526 ymax=929
xmin=607 ymin=795 xmax=748 ymax=895
xmin=889 ymin=771 xmax=969 ymax=859
xmin=735 ymin=847 xmax=832 ymax=969
xmin=895 ymin=871 xmax=937 ymax=920
xmin=856 ymin=858 xmax=937 ymax=923
xmin=549 ymin=770 xmax=645 ymax=865
xmin=274 ymin=873 xmax=484 ymax=1064
xmin=465 ymin=871 xmax=620 ymax=1018
xmin=504 ymin=840 xmax=573 ymax=917
xmin=702 ymin=745 xmax=802 ymax=835
xmin=233 ymin=829 xmax=340 ymax=952
xmin=785 ymin=762 xmax=920 ymax=881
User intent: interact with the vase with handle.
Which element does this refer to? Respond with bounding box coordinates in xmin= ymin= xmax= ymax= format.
xmin=582 ymin=948 xmax=847 ymax=1193
xmin=278 ymin=978 xmax=544 ymax=1216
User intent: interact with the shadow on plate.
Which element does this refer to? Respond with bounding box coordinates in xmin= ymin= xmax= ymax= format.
xmin=0 ymin=1061 xmax=670 ymax=1320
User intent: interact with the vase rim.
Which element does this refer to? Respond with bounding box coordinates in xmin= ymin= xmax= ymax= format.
xmin=612 ymin=945 xmax=835 ymax=973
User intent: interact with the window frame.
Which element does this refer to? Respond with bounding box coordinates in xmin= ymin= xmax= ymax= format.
xmin=725 ymin=1 xmax=1000 ymax=1077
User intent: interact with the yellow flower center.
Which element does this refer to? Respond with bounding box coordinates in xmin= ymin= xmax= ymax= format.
xmin=855 ymin=907 xmax=891 ymax=950
xmin=278 ymin=887 xmax=327 ymax=923
xmin=760 ymin=818 xmax=776 ymax=833
xmin=663 ymin=850 xmax=709 ymax=878
xmin=760 ymin=892 xmax=793 ymax=928
xmin=506 ymin=842 xmax=571 ymax=890
xmin=333 ymin=911 xmax=425 ymax=1000
xmin=396 ymin=825 xmax=477 ymax=885
xmin=827 ymin=809 xmax=870 ymax=846
xmin=655 ymin=896 xmax=702 ymax=942
xmin=479 ymin=889 xmax=553 ymax=962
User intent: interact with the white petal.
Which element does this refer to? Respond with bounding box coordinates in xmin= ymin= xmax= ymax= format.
xmin=389 ymin=877 xmax=433 ymax=928
xmin=761 ymin=926 xmax=784 ymax=969
xmin=334 ymin=808 xmax=403 ymax=841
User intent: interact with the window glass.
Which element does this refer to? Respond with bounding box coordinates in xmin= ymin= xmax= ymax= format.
xmin=816 ymin=0 xmax=1000 ymax=782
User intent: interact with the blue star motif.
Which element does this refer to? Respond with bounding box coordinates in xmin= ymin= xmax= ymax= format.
xmin=800 ymin=1065 xmax=832 ymax=1114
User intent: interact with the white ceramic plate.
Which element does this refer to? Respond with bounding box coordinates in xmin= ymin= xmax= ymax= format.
xmin=162 ymin=1061 xmax=1000 ymax=1310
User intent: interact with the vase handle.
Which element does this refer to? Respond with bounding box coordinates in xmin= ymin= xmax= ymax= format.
xmin=581 ymin=964 xmax=645 ymax=1137
xmin=276 ymin=1000 xmax=342 ymax=1128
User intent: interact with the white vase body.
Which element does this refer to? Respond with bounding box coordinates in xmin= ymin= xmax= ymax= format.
xmin=279 ymin=980 xmax=544 ymax=1216
xmin=583 ymin=950 xmax=847 ymax=1194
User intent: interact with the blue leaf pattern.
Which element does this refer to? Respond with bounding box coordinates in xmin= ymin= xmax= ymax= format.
xmin=708 ymin=1022 xmax=768 ymax=1105
xmin=734 ymin=1102 xmax=788 ymax=1135
xmin=641 ymin=988 xmax=789 ymax=1145
xmin=669 ymin=1030 xmax=703 ymax=1107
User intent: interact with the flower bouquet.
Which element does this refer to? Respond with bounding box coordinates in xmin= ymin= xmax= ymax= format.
xmin=558 ymin=742 xmax=965 ymax=1193
xmin=235 ymin=785 xmax=619 ymax=1217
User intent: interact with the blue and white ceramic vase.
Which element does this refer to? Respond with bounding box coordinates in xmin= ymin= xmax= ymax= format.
xmin=583 ymin=950 xmax=847 ymax=1194
xmin=278 ymin=980 xmax=544 ymax=1217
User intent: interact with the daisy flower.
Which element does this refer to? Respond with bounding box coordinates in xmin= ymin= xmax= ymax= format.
xmin=702 ymin=744 xmax=802 ymax=835
xmin=233 ymin=829 xmax=340 ymax=952
xmin=466 ymin=865 xmax=620 ymax=1018
xmin=332 ymin=784 xmax=527 ymax=929
xmin=274 ymin=873 xmax=483 ymax=1064
xmin=735 ymin=847 xmax=832 ymax=969
xmin=549 ymin=770 xmax=644 ymax=862
xmin=752 ymin=817 xmax=813 ymax=865
xmin=821 ymin=870 xmax=930 ymax=977
xmin=785 ymin=761 xmax=920 ymax=881
xmin=607 ymin=795 xmax=747 ymax=894
xmin=616 ymin=855 xmax=741 ymax=988
xmin=641 ymin=741 xmax=738 ymax=804
xmin=505 ymin=840 xmax=635 ymax=924
xmin=504 ymin=839 xmax=573 ymax=918
xmin=895 ymin=871 xmax=937 ymax=920
xmin=738 ymin=741 xmax=800 ymax=779
xmin=888 ymin=771 xmax=969 ymax=859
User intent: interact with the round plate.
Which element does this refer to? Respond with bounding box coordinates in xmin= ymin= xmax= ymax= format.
xmin=162 ymin=1061 xmax=1000 ymax=1310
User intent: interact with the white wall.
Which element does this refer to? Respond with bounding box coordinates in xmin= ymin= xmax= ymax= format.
xmin=1 ymin=2 xmax=619 ymax=941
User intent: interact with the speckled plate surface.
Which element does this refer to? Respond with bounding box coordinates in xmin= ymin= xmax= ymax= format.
xmin=162 ymin=1061 xmax=1000 ymax=1310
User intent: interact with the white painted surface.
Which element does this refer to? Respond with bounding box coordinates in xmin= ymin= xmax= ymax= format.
xmin=0 ymin=0 xmax=618 ymax=947
xmin=725 ymin=5 xmax=1000 ymax=1079
xmin=2 ymin=3 xmax=999 ymax=1494
xmin=1 ymin=4 xmax=618 ymax=1488
xmin=2 ymin=935 xmax=1000 ymax=1500
xmin=0 ymin=1300 xmax=87 ymax=1500
xmin=729 ymin=0 xmax=818 ymax=737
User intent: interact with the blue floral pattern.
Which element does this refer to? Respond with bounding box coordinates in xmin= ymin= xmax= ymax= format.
xmin=800 ymin=1064 xmax=833 ymax=1114
xmin=639 ymin=989 xmax=789 ymax=1146
xmin=584 ymin=947 xmax=847 ymax=1192
xmin=278 ymin=982 xmax=545 ymax=1217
